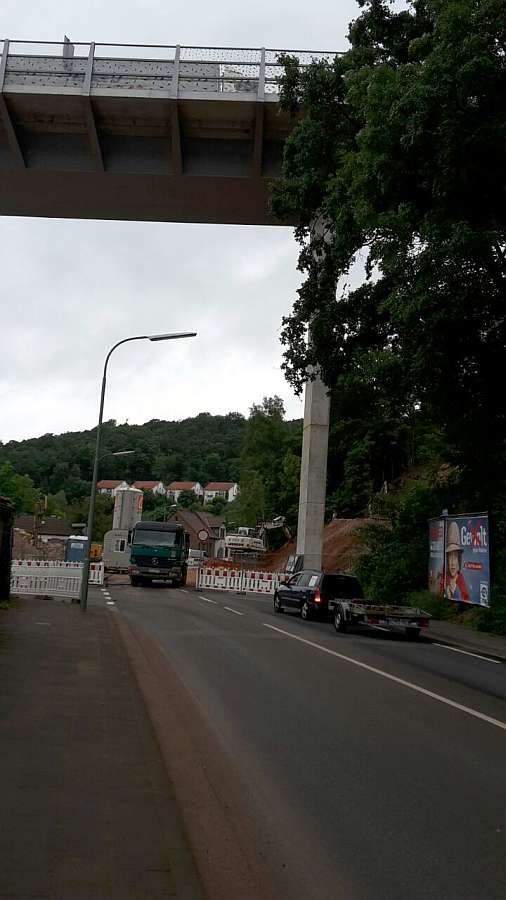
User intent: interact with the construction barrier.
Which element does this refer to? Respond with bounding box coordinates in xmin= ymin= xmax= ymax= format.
xmin=10 ymin=570 xmax=81 ymax=600
xmin=196 ymin=567 xmax=290 ymax=594
xmin=10 ymin=561 xmax=104 ymax=597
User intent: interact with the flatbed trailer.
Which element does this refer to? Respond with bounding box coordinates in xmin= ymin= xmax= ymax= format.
xmin=328 ymin=598 xmax=430 ymax=639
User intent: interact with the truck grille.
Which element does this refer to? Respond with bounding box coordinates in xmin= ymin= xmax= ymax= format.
xmin=135 ymin=555 xmax=171 ymax=569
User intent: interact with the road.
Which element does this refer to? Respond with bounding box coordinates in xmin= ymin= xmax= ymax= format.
xmin=95 ymin=582 xmax=506 ymax=900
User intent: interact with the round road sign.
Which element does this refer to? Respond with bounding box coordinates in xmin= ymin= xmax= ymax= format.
xmin=198 ymin=528 xmax=209 ymax=542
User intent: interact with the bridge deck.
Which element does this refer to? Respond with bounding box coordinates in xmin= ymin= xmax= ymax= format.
xmin=0 ymin=41 xmax=337 ymax=224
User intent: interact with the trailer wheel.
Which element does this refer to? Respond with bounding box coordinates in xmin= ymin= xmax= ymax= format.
xmin=334 ymin=605 xmax=347 ymax=633
xmin=405 ymin=627 xmax=420 ymax=640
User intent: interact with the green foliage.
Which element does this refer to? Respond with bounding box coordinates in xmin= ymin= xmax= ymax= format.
xmin=205 ymin=495 xmax=228 ymax=516
xmin=177 ymin=489 xmax=202 ymax=511
xmin=273 ymin=0 xmax=506 ymax=630
xmin=406 ymin=590 xmax=456 ymax=621
xmin=237 ymin=397 xmax=301 ymax=525
xmin=0 ymin=413 xmax=248 ymax=498
xmin=356 ymin=477 xmax=457 ymax=603
xmin=0 ymin=408 xmax=303 ymax=533
xmin=0 ymin=462 xmax=39 ymax=514
xmin=65 ymin=493 xmax=113 ymax=542
xmin=45 ymin=490 xmax=68 ymax=518
xmin=278 ymin=449 xmax=301 ymax=527
xmin=274 ymin=0 xmax=506 ymax=457
xmin=228 ymin=471 xmax=266 ymax=528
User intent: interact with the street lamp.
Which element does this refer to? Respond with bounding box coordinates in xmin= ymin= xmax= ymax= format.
xmin=79 ymin=331 xmax=197 ymax=611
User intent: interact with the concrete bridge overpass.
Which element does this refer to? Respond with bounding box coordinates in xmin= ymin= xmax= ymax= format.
xmin=0 ymin=38 xmax=339 ymax=568
xmin=0 ymin=39 xmax=335 ymax=223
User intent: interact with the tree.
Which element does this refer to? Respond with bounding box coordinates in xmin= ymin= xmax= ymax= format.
xmin=67 ymin=493 xmax=114 ymax=542
xmin=0 ymin=462 xmax=39 ymax=514
xmin=239 ymin=397 xmax=291 ymax=520
xmin=278 ymin=449 xmax=301 ymax=527
xmin=177 ymin=489 xmax=201 ymax=511
xmin=205 ymin=495 xmax=228 ymax=516
xmin=272 ymin=0 xmax=506 ymax=624
xmin=228 ymin=471 xmax=266 ymax=528
xmin=274 ymin=0 xmax=505 ymax=460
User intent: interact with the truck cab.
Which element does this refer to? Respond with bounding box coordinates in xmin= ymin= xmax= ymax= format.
xmin=129 ymin=520 xmax=189 ymax=587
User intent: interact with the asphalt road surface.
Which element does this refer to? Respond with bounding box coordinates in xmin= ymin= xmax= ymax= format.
xmin=95 ymin=583 xmax=506 ymax=900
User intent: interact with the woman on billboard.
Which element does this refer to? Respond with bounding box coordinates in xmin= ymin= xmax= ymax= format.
xmin=445 ymin=521 xmax=470 ymax=602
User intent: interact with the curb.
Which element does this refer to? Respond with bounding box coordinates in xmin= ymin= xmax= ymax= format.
xmin=426 ymin=632 xmax=506 ymax=664
xmin=109 ymin=608 xmax=279 ymax=900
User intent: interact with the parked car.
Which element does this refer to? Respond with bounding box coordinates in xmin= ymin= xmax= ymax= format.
xmin=273 ymin=570 xmax=363 ymax=620
xmin=273 ymin=568 xmax=430 ymax=639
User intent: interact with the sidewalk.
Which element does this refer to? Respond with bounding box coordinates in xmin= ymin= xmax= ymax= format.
xmin=0 ymin=594 xmax=204 ymax=900
xmin=426 ymin=619 xmax=506 ymax=661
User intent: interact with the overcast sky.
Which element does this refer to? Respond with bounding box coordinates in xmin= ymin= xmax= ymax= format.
xmin=0 ymin=1 xmax=392 ymax=443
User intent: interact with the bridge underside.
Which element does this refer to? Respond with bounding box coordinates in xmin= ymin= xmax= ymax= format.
xmin=0 ymin=168 xmax=274 ymax=224
xmin=0 ymin=92 xmax=289 ymax=225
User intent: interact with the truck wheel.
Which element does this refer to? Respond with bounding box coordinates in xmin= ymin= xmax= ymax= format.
xmin=405 ymin=627 xmax=420 ymax=640
xmin=301 ymin=600 xmax=311 ymax=620
xmin=130 ymin=576 xmax=139 ymax=587
xmin=334 ymin=606 xmax=347 ymax=633
xmin=274 ymin=593 xmax=283 ymax=614
xmin=181 ymin=567 xmax=188 ymax=587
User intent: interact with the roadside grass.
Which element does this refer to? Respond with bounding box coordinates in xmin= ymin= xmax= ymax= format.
xmin=407 ymin=590 xmax=506 ymax=636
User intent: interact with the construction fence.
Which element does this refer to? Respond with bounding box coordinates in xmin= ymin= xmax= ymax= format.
xmin=197 ymin=567 xmax=289 ymax=594
xmin=10 ymin=560 xmax=104 ymax=600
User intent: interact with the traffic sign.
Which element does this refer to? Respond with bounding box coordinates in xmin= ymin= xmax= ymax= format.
xmin=198 ymin=528 xmax=209 ymax=541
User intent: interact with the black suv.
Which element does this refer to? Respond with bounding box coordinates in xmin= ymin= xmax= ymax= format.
xmin=274 ymin=570 xmax=363 ymax=620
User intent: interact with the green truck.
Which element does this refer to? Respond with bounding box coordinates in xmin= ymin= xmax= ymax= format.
xmin=128 ymin=520 xmax=189 ymax=587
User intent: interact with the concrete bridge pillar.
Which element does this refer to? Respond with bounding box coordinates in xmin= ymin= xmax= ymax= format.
xmin=295 ymin=373 xmax=330 ymax=570
xmin=295 ymin=213 xmax=331 ymax=570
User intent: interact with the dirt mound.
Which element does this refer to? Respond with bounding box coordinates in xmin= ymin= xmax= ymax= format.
xmin=261 ymin=518 xmax=372 ymax=573
xmin=12 ymin=532 xmax=65 ymax=561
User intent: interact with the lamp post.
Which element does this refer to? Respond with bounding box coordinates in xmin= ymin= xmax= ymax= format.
xmin=80 ymin=332 xmax=197 ymax=611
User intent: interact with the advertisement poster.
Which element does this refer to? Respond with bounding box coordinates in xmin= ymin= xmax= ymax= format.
xmin=444 ymin=514 xmax=490 ymax=607
xmin=428 ymin=518 xmax=445 ymax=595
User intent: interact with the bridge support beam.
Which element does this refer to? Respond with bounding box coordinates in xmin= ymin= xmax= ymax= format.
xmin=295 ymin=373 xmax=330 ymax=570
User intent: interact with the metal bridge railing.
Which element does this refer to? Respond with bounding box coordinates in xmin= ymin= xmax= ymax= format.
xmin=0 ymin=39 xmax=340 ymax=98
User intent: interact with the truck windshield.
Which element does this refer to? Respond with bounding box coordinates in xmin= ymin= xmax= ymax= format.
xmin=133 ymin=530 xmax=180 ymax=548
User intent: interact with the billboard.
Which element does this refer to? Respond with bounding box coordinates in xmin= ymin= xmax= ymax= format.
xmin=429 ymin=514 xmax=490 ymax=607
xmin=428 ymin=518 xmax=445 ymax=595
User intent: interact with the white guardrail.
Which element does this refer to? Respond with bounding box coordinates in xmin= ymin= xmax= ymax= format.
xmin=197 ymin=567 xmax=290 ymax=594
xmin=10 ymin=560 xmax=104 ymax=599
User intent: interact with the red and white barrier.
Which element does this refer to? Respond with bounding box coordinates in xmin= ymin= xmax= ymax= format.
xmin=11 ymin=559 xmax=104 ymax=597
xmin=196 ymin=567 xmax=290 ymax=594
xmin=10 ymin=570 xmax=81 ymax=599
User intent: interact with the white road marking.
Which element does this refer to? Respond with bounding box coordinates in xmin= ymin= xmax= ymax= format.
xmin=224 ymin=606 xmax=244 ymax=616
xmin=263 ymin=624 xmax=506 ymax=733
xmin=201 ymin=596 xmax=217 ymax=604
xmin=433 ymin=643 xmax=502 ymax=665
xmin=106 ymin=601 xmax=115 ymax=606
xmin=180 ymin=589 xmax=189 ymax=594
xmin=35 ymin=622 xmax=51 ymax=626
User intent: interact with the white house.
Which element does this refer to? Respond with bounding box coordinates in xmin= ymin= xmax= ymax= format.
xmin=96 ymin=480 xmax=129 ymax=496
xmin=204 ymin=482 xmax=239 ymax=505
xmin=131 ymin=480 xmax=166 ymax=496
xmin=166 ymin=481 xmax=204 ymax=503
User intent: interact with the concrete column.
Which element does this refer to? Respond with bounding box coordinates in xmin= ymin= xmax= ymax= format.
xmin=296 ymin=372 xmax=330 ymax=570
